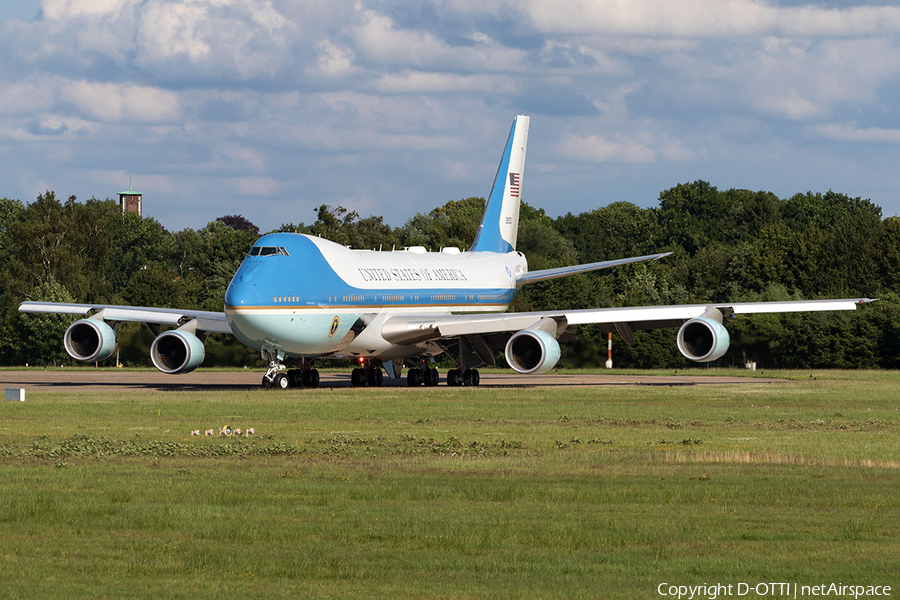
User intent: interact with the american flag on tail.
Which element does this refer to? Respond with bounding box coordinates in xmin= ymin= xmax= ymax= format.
xmin=508 ymin=172 xmax=520 ymax=197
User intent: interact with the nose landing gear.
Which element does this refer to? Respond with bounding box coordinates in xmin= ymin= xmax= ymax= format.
xmin=261 ymin=351 xmax=320 ymax=389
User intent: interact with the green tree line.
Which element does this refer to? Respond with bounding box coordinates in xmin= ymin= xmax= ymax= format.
xmin=1 ymin=182 xmax=896 ymax=369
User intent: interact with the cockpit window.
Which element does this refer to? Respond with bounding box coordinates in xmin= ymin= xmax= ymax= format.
xmin=249 ymin=246 xmax=289 ymax=257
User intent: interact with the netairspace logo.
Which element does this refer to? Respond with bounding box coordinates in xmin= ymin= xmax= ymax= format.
xmin=657 ymin=583 xmax=892 ymax=599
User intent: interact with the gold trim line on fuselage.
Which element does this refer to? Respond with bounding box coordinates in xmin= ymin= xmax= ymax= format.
xmin=225 ymin=303 xmax=511 ymax=312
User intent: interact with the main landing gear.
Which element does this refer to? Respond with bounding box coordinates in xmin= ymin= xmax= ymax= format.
xmin=349 ymin=358 xmax=385 ymax=387
xmin=351 ymin=366 xmax=383 ymax=387
xmin=406 ymin=367 xmax=439 ymax=387
xmin=405 ymin=366 xmax=480 ymax=387
xmin=446 ymin=368 xmax=480 ymax=387
xmin=347 ymin=359 xmax=482 ymax=387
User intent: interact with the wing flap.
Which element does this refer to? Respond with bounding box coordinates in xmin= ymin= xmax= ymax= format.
xmin=561 ymin=304 xmax=710 ymax=325
xmin=382 ymin=313 xmax=550 ymax=344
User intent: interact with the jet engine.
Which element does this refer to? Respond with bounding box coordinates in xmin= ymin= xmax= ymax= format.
xmin=150 ymin=330 xmax=206 ymax=374
xmin=64 ymin=319 xmax=117 ymax=362
xmin=676 ymin=316 xmax=730 ymax=362
xmin=504 ymin=328 xmax=561 ymax=375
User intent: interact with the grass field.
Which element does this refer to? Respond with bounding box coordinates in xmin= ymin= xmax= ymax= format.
xmin=1 ymin=369 xmax=898 ymax=598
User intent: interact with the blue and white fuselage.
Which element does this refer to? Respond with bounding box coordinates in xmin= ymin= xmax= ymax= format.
xmin=224 ymin=234 xmax=526 ymax=359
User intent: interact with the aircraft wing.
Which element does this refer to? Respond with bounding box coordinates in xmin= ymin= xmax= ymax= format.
xmin=18 ymin=302 xmax=232 ymax=334
xmin=381 ymin=298 xmax=874 ymax=345
xmin=517 ymin=252 xmax=673 ymax=284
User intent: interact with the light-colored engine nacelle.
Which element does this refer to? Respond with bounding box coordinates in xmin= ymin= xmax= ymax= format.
xmin=676 ymin=317 xmax=730 ymax=362
xmin=64 ymin=319 xmax=117 ymax=362
xmin=504 ymin=329 xmax=561 ymax=375
xmin=150 ymin=330 xmax=206 ymax=374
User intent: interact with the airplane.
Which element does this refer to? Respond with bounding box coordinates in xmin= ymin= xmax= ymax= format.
xmin=19 ymin=115 xmax=874 ymax=389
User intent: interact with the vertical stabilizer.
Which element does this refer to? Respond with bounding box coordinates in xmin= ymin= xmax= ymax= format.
xmin=470 ymin=115 xmax=529 ymax=253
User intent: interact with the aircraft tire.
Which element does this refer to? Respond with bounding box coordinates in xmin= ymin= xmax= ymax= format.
xmin=367 ymin=368 xmax=383 ymax=387
xmin=447 ymin=369 xmax=461 ymax=386
xmin=306 ymin=369 xmax=320 ymax=388
xmin=351 ymin=368 xmax=364 ymax=387
xmin=290 ymin=369 xmax=304 ymax=387
xmin=407 ymin=368 xmax=423 ymax=387
xmin=262 ymin=375 xmax=272 ymax=389
xmin=470 ymin=369 xmax=480 ymax=386
xmin=274 ymin=373 xmax=290 ymax=389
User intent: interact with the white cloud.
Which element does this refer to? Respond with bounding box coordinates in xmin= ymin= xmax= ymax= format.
xmin=522 ymin=0 xmax=900 ymax=38
xmin=753 ymin=91 xmax=822 ymax=120
xmin=136 ymin=1 xmax=213 ymax=62
xmin=352 ymin=8 xmax=445 ymax=66
xmin=659 ymin=139 xmax=693 ymax=161
xmin=217 ymin=145 xmax=267 ymax=173
xmin=235 ymin=176 xmax=279 ymax=195
xmin=0 ymin=77 xmax=57 ymax=115
xmin=4 ymin=0 xmax=900 ymax=229
xmin=811 ymin=123 xmax=900 ymax=144
xmin=312 ymin=41 xmax=356 ymax=77
xmin=745 ymin=38 xmax=900 ymax=119
xmin=0 ymin=114 xmax=96 ymax=142
xmin=371 ymin=72 xmax=510 ymax=94
xmin=134 ymin=0 xmax=291 ymax=77
xmin=60 ymin=80 xmax=180 ymax=122
xmin=555 ymin=133 xmax=657 ymax=163
xmin=286 ymin=122 xmax=459 ymax=153
xmin=41 ymin=0 xmax=135 ymax=20
xmin=538 ymin=40 xmax=627 ymax=75
xmin=350 ymin=7 xmax=527 ymax=73
xmin=23 ymin=0 xmax=294 ymax=80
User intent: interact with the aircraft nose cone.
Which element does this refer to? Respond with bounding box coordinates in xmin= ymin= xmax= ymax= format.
xmin=225 ymin=282 xmax=260 ymax=308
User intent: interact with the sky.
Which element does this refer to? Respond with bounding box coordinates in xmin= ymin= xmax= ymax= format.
xmin=2 ymin=0 xmax=900 ymax=233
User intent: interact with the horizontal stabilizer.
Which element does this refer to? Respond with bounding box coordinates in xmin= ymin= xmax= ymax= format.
xmin=517 ymin=252 xmax=673 ymax=285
